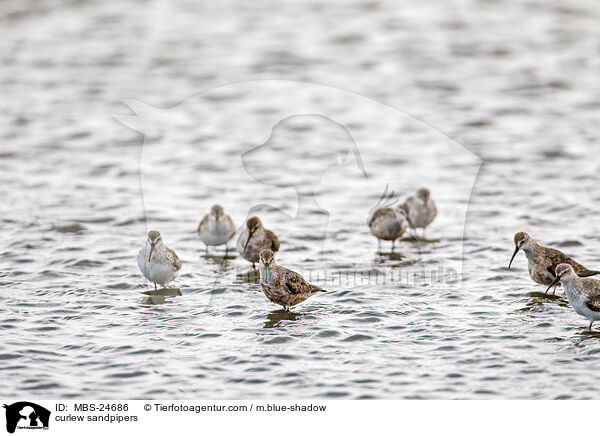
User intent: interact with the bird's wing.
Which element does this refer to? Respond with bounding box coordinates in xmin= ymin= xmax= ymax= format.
xmin=543 ymin=256 xmax=557 ymax=278
xmin=544 ymin=247 xmax=584 ymax=275
xmin=282 ymin=269 xmax=323 ymax=295
xmin=266 ymin=229 xmax=280 ymax=252
xmin=585 ymin=296 xmax=600 ymax=312
xmin=197 ymin=215 xmax=209 ymax=233
xmin=225 ymin=215 xmax=236 ymax=240
xmin=575 ymin=267 xmax=600 ymax=278
xmin=368 ymin=208 xmax=393 ymax=227
xmin=582 ymin=279 xmax=600 ymax=312
xmin=281 ymin=270 xmax=311 ymax=295
xmin=167 ymin=248 xmax=182 ymax=271
xmin=429 ymin=200 xmax=438 ymax=221
xmin=558 ymin=251 xmax=600 ymax=277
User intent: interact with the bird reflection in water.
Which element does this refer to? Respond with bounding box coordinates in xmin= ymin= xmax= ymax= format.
xmin=140 ymin=287 xmax=182 ymax=306
xmin=375 ymin=251 xmax=406 ymax=263
xmin=263 ymin=309 xmax=303 ymax=329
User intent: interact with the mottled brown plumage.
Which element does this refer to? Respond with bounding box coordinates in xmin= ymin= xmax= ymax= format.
xmin=509 ymin=232 xmax=600 ymax=290
xmin=166 ymin=247 xmax=182 ymax=271
xmin=237 ymin=217 xmax=280 ymax=266
xmin=586 ymin=296 xmax=600 ymax=313
xmin=264 ymin=229 xmax=280 ymax=252
xmin=258 ymin=249 xmax=324 ymax=310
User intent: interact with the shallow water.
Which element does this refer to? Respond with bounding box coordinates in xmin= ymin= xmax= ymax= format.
xmin=1 ymin=0 xmax=600 ymax=399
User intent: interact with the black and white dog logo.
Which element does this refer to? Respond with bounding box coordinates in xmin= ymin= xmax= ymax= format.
xmin=3 ymin=402 xmax=50 ymax=434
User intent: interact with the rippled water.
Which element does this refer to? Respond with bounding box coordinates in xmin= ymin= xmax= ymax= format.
xmin=1 ymin=0 xmax=600 ymax=399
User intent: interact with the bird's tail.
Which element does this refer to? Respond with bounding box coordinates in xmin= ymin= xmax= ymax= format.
xmin=579 ymin=269 xmax=600 ymax=278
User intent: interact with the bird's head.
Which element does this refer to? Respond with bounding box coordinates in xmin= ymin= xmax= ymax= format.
xmin=246 ymin=216 xmax=262 ymax=233
xmin=509 ymin=231 xmax=532 ymax=268
xmin=147 ymin=230 xmax=163 ymax=261
xmin=259 ymin=249 xmax=276 ymax=267
xmin=211 ymin=204 xmax=224 ymax=221
xmin=546 ymin=263 xmax=577 ymax=293
xmin=417 ymin=188 xmax=430 ymax=201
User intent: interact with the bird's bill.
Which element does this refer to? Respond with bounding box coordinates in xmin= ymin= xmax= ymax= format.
xmin=508 ymin=246 xmax=519 ymax=269
xmin=148 ymin=243 xmax=155 ymax=262
xmin=546 ymin=275 xmax=561 ymax=294
xmin=244 ymin=232 xmax=253 ymax=251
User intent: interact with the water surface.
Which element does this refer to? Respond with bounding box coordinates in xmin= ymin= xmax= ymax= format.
xmin=1 ymin=0 xmax=600 ymax=399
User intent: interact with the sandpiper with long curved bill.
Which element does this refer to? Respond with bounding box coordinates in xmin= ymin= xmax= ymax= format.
xmin=237 ymin=216 xmax=280 ymax=268
xmin=546 ymin=264 xmax=600 ymax=330
xmin=402 ymin=188 xmax=437 ymax=238
xmin=258 ymin=249 xmax=326 ymax=311
xmin=197 ymin=204 xmax=236 ymax=253
xmin=508 ymin=232 xmax=600 ymax=293
xmin=137 ymin=230 xmax=182 ymax=289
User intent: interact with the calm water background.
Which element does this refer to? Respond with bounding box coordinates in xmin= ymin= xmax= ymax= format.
xmin=1 ymin=0 xmax=600 ymax=399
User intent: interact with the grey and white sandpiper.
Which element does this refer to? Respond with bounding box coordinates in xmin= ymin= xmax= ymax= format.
xmin=402 ymin=188 xmax=437 ymax=238
xmin=197 ymin=204 xmax=236 ymax=253
xmin=137 ymin=230 xmax=182 ymax=289
xmin=508 ymin=232 xmax=600 ymax=293
xmin=546 ymin=264 xmax=600 ymax=330
xmin=258 ymin=249 xmax=326 ymax=311
xmin=237 ymin=216 xmax=280 ymax=268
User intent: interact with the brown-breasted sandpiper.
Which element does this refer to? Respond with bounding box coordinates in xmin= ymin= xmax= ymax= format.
xmin=237 ymin=216 xmax=280 ymax=268
xmin=509 ymin=232 xmax=600 ymax=293
xmin=258 ymin=249 xmax=325 ymax=311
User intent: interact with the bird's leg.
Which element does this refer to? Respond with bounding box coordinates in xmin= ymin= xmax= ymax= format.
xmin=391 ymin=240 xmax=395 ymax=251
xmin=285 ymin=306 xmax=290 ymax=313
xmin=225 ymin=245 xmax=229 ymax=256
xmin=154 ymin=283 xmax=157 ymax=290
xmin=590 ymin=321 xmax=594 ymax=331
xmin=252 ymin=262 xmax=256 ymax=270
xmin=205 ymin=244 xmax=209 ymax=254
xmin=377 ymin=239 xmax=381 ymax=252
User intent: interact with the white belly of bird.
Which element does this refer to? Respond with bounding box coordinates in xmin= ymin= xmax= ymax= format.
xmin=200 ymin=222 xmax=232 ymax=246
xmin=137 ymin=251 xmax=178 ymax=286
xmin=565 ymin=288 xmax=600 ymax=322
